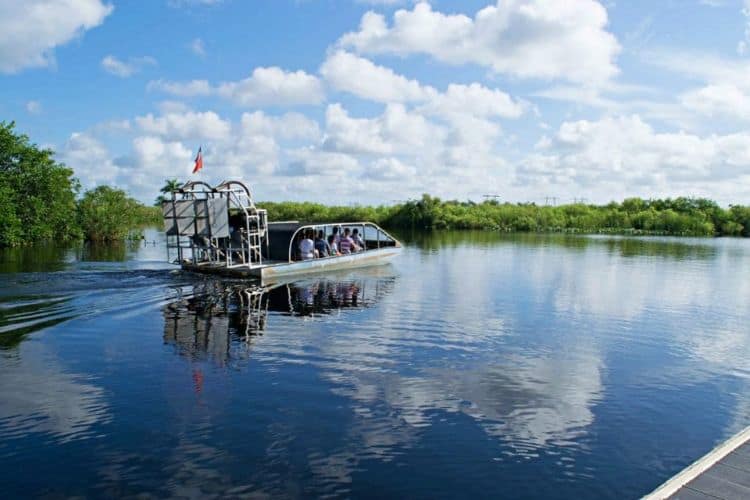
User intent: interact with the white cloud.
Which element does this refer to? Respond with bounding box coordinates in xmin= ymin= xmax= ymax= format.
xmin=135 ymin=110 xmax=231 ymax=141
xmin=680 ymin=83 xmax=750 ymax=121
xmin=338 ymin=0 xmax=620 ymax=85
xmin=190 ymin=38 xmax=206 ymax=57
xmin=321 ymin=50 xmax=430 ymax=103
xmin=132 ymin=136 xmax=193 ymax=167
xmin=323 ymin=102 xmax=441 ymax=155
xmin=64 ymin=108 xmax=331 ymax=200
xmin=101 ymin=55 xmax=157 ymax=77
xmin=518 ymin=115 xmax=750 ymax=203
xmin=0 ymin=342 xmax=110 ymax=444
xmin=283 ymin=148 xmax=361 ymax=177
xmin=644 ymin=49 xmax=750 ymax=124
xmin=0 ymin=0 xmax=112 ymax=73
xmin=63 ymin=97 xmax=515 ymax=204
xmin=422 ymin=82 xmax=525 ymax=119
xmin=150 ymin=67 xmax=325 ymax=106
xmin=26 ymin=100 xmax=42 ymax=114
xmin=239 ymin=111 xmax=321 ymax=141
xmin=320 ymin=51 xmax=525 ymax=123
xmin=61 ymin=132 xmax=120 ymax=187
xmin=128 ymin=136 xmax=194 ymax=193
xmin=147 ymin=79 xmax=212 ymax=97
xmin=365 ymin=157 xmax=416 ymax=180
xmin=217 ymin=66 xmax=325 ymax=106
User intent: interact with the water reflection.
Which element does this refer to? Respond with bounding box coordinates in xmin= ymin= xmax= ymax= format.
xmin=0 ymin=294 xmax=77 ymax=349
xmin=0 ymin=245 xmax=74 ymax=273
xmin=0 ymin=227 xmax=168 ymax=275
xmin=77 ymin=240 xmax=143 ymax=262
xmin=1 ymin=230 xmax=750 ymax=498
xmin=0 ymin=343 xmax=110 ymax=445
xmin=162 ymin=274 xmax=395 ymax=366
xmin=400 ymin=229 xmax=720 ymax=260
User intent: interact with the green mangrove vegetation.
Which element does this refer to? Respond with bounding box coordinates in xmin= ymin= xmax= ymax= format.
xmin=0 ymin=121 xmax=160 ymax=246
xmin=77 ymin=185 xmax=162 ymax=242
xmin=262 ymin=194 xmax=750 ymax=237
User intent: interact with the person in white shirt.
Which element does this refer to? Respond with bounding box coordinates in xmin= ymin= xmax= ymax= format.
xmin=351 ymin=228 xmax=365 ymax=251
xmin=298 ymin=229 xmax=317 ymax=260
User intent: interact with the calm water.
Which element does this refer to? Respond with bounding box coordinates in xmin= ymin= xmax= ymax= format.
xmin=1 ymin=229 xmax=750 ymax=498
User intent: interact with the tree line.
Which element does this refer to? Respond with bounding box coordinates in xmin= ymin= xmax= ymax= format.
xmin=0 ymin=122 xmax=160 ymax=247
xmin=262 ymin=194 xmax=750 ymax=237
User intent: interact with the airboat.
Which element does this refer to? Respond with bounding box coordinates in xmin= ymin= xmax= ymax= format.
xmin=161 ymin=180 xmax=401 ymax=282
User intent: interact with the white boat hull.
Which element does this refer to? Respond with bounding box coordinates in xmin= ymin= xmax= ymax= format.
xmin=181 ymin=246 xmax=401 ymax=283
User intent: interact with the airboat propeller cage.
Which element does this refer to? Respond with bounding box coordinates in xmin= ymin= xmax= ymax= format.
xmin=162 ymin=180 xmax=269 ymax=268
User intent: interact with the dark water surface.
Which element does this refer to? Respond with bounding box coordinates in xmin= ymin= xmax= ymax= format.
xmin=1 ymin=229 xmax=749 ymax=499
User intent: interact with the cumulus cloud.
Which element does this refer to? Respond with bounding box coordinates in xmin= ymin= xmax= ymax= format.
xmin=680 ymin=83 xmax=750 ymax=121
xmin=101 ymin=55 xmax=157 ymax=77
xmin=646 ymin=49 xmax=750 ymax=124
xmin=422 ymin=82 xmax=525 ymax=119
xmin=320 ymin=51 xmax=525 ymax=121
xmin=338 ymin=0 xmax=620 ymax=84
xmin=365 ymin=157 xmax=416 ymax=180
xmin=518 ymin=115 xmax=750 ymax=202
xmin=63 ymin=107 xmax=330 ymax=200
xmin=216 ymin=66 xmax=325 ymax=106
xmin=0 ymin=0 xmax=112 ymax=73
xmin=135 ymin=110 xmax=231 ymax=141
xmin=132 ymin=135 xmax=193 ymax=167
xmin=149 ymin=67 xmax=325 ymax=106
xmin=61 ymin=132 xmax=120 ymax=187
xmin=283 ymin=148 xmax=361 ymax=177
xmin=239 ymin=110 xmax=321 ymax=141
xmin=323 ymin=102 xmax=442 ymax=155
xmin=320 ymin=50 xmax=430 ymax=103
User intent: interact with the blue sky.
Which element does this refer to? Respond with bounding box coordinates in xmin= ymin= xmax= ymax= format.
xmin=3 ymin=0 xmax=750 ymax=205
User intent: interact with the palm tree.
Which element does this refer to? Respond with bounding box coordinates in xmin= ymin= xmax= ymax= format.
xmin=154 ymin=178 xmax=182 ymax=206
xmin=160 ymin=178 xmax=182 ymax=194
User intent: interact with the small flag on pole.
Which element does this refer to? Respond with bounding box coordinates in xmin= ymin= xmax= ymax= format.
xmin=192 ymin=146 xmax=203 ymax=174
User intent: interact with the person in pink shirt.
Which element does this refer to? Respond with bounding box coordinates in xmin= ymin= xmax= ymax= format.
xmin=338 ymin=228 xmax=360 ymax=254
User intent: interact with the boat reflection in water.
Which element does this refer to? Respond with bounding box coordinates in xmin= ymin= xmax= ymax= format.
xmin=162 ymin=271 xmax=395 ymax=364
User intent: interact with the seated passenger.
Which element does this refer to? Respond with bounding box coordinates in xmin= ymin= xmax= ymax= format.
xmin=339 ymin=228 xmax=360 ymax=254
xmin=299 ymin=230 xmax=317 ymax=260
xmin=351 ymin=228 xmax=365 ymax=251
xmin=327 ymin=234 xmax=340 ymax=255
xmin=315 ymin=230 xmax=331 ymax=257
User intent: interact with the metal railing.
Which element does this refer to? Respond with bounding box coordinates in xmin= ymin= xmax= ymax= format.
xmin=286 ymin=222 xmax=400 ymax=263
